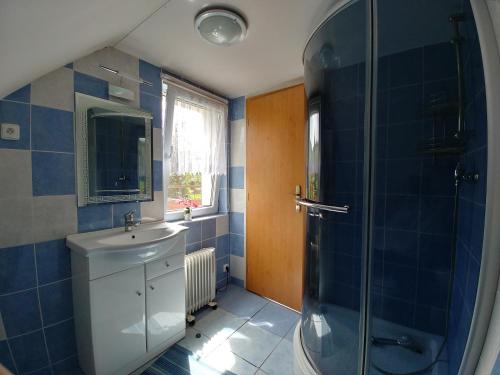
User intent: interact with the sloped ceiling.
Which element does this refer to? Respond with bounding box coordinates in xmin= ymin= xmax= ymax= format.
xmin=116 ymin=0 xmax=336 ymax=98
xmin=1 ymin=0 xmax=336 ymax=100
xmin=0 ymin=0 xmax=166 ymax=98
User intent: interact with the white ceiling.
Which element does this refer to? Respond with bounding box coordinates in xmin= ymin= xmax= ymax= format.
xmin=116 ymin=0 xmax=337 ymax=98
xmin=0 ymin=0 xmax=167 ymax=98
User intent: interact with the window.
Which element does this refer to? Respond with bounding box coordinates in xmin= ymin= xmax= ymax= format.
xmin=163 ymin=82 xmax=227 ymax=220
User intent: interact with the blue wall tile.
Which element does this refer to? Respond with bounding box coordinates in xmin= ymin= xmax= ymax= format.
xmin=36 ymin=239 xmax=71 ymax=285
xmin=44 ymin=319 xmax=77 ymax=363
xmin=0 ymin=244 xmax=36 ymax=294
xmin=389 ymin=47 xmax=423 ymax=87
xmin=153 ymin=160 xmax=163 ymax=191
xmin=139 ymin=60 xmax=162 ymax=97
xmin=74 ymin=72 xmax=108 ymax=99
xmin=52 ymin=355 xmax=82 ymax=374
xmin=0 ymin=100 xmax=30 ymax=149
xmin=218 ymin=188 xmax=228 ymax=213
xmin=77 ymin=204 xmax=113 ymax=233
xmin=202 ymin=237 xmax=216 ymax=250
xmin=112 ymin=202 xmax=141 ymax=227
xmin=229 ymin=97 xmax=245 ymax=121
xmin=9 ymin=330 xmax=49 ymax=373
xmin=39 ymin=279 xmax=73 ymax=325
xmin=0 ymin=341 xmax=16 ymax=373
xmin=216 ymin=234 xmax=229 ymax=259
xmin=230 ymin=234 xmax=244 ymax=257
xmin=31 ymin=106 xmax=74 ymax=153
xmin=3 ymin=84 xmax=31 ymax=103
xmin=229 ymin=167 xmax=244 ymax=189
xmin=0 ymin=289 xmax=42 ymax=336
xmin=186 ymin=242 xmax=201 ymax=254
xmin=184 ymin=221 xmax=202 ymax=244
xmin=231 ymin=277 xmax=244 ymax=288
xmin=424 ymin=42 xmax=457 ymax=82
xmin=201 ymin=218 xmax=216 ymax=240
xmin=140 ymin=92 xmax=162 ymax=129
xmin=229 ymin=212 xmax=244 ymax=235
xmin=32 ymin=151 xmax=75 ymax=196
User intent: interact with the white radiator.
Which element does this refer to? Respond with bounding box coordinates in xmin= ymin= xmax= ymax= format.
xmin=185 ymin=247 xmax=217 ymax=315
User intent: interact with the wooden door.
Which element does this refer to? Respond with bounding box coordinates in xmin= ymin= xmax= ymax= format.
xmin=246 ymin=84 xmax=306 ymax=311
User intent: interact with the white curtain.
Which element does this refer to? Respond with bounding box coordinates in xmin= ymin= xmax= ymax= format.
xmin=164 ymin=84 xmax=227 ymax=176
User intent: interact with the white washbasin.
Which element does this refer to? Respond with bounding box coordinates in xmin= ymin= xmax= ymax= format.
xmin=67 ymin=221 xmax=188 ymax=257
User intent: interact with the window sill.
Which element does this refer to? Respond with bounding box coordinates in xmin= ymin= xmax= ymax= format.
xmin=168 ymin=212 xmax=228 ymax=225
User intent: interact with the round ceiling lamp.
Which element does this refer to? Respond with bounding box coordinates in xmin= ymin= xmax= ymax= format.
xmin=195 ymin=8 xmax=247 ymax=46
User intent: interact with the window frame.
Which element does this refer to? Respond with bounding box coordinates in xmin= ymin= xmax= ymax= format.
xmin=162 ymin=81 xmax=225 ymax=222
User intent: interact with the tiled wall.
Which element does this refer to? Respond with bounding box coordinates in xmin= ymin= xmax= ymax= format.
xmin=228 ymin=97 xmax=246 ymax=287
xmin=448 ymin=1 xmax=487 ymax=373
xmin=0 ymin=47 xmax=166 ymax=375
xmin=370 ymin=40 xmax=462 ymax=335
xmin=182 ymin=216 xmax=230 ymax=290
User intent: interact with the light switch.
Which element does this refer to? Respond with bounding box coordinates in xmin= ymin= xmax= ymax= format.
xmin=1 ymin=123 xmax=20 ymax=140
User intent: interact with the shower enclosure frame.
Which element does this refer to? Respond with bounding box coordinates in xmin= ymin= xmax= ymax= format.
xmin=297 ymin=0 xmax=500 ymax=374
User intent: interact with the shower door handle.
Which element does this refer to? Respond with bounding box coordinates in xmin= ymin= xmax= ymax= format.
xmin=295 ymin=198 xmax=349 ymax=214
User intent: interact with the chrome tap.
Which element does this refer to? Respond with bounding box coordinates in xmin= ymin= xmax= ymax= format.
xmin=124 ymin=210 xmax=139 ymax=232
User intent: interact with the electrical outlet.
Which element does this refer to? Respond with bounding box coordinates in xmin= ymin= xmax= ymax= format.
xmin=223 ymin=264 xmax=229 ymax=273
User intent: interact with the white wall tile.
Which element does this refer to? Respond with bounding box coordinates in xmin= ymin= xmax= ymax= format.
xmin=230 ymin=254 xmax=245 ymax=282
xmin=0 ymin=197 xmax=34 ymax=248
xmin=74 ymin=47 xmax=140 ymax=107
xmin=230 ymin=119 xmax=245 ymax=167
xmin=216 ymin=215 xmax=229 ymax=237
xmin=31 ymin=67 xmax=74 ymax=112
xmin=0 ymin=149 xmax=32 ymax=198
xmin=230 ymin=189 xmax=246 ymax=213
xmin=153 ymin=127 xmax=163 ymax=161
xmin=141 ymin=191 xmax=164 ymax=222
xmin=33 ymin=195 xmax=77 ymax=242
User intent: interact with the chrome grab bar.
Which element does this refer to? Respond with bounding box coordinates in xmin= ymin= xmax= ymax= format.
xmin=295 ymin=198 xmax=349 ymax=214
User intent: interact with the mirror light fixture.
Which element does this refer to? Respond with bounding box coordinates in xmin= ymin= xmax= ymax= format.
xmin=195 ymin=8 xmax=247 ymax=46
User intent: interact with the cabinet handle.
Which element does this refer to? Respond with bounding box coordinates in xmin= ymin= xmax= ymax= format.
xmin=149 ymin=285 xmax=155 ymax=290
xmin=136 ymin=291 xmax=142 ymax=296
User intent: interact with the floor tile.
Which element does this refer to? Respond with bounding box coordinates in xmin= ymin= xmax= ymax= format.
xmin=200 ymin=346 xmax=258 ymax=375
xmin=217 ymin=286 xmax=268 ymax=319
xmin=177 ymin=328 xmax=221 ymax=359
xmin=248 ymin=302 xmax=300 ymax=338
xmin=195 ymin=308 xmax=247 ymax=343
xmin=227 ymin=322 xmax=281 ymax=367
xmin=284 ymin=323 xmax=296 ymax=342
xmin=261 ymin=339 xmax=294 ymax=375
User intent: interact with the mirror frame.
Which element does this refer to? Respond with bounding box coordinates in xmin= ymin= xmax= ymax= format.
xmin=75 ymin=93 xmax=154 ymax=207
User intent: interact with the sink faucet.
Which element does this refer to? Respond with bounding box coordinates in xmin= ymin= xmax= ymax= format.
xmin=124 ymin=210 xmax=139 ymax=232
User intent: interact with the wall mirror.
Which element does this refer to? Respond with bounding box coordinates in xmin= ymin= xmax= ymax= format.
xmin=75 ymin=93 xmax=153 ymax=207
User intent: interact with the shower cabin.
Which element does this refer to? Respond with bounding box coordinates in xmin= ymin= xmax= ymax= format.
xmin=294 ymin=0 xmax=491 ymax=374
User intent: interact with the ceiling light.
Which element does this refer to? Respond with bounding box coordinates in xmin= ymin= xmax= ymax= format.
xmin=195 ymin=9 xmax=247 ymax=46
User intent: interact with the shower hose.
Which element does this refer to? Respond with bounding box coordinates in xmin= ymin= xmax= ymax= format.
xmin=371 ymin=181 xmax=460 ymax=375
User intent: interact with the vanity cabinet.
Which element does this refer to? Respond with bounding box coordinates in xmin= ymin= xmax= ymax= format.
xmin=146 ymin=268 xmax=185 ymax=349
xmin=90 ymin=266 xmax=146 ymax=375
xmin=69 ymin=226 xmax=187 ymax=375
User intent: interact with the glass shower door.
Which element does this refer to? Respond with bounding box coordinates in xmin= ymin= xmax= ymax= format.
xmin=301 ymin=1 xmax=369 ymax=374
xmin=367 ymin=0 xmax=487 ymax=374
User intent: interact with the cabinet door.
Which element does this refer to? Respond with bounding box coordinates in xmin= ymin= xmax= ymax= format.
xmin=90 ymin=266 xmax=146 ymax=375
xmin=146 ymin=267 xmax=186 ymax=350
